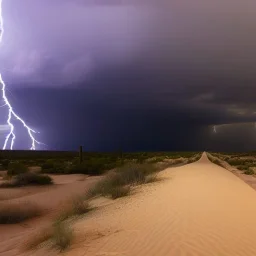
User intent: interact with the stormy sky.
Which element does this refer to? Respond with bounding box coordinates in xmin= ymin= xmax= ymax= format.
xmin=1 ymin=0 xmax=256 ymax=151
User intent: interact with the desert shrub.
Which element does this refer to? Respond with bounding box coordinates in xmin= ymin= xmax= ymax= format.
xmin=147 ymin=156 xmax=166 ymax=164
xmin=244 ymin=168 xmax=254 ymax=175
xmin=88 ymin=173 xmax=124 ymax=198
xmin=41 ymin=156 xmax=122 ymax=175
xmin=237 ymin=165 xmax=249 ymax=171
xmin=173 ymin=159 xmax=184 ymax=164
xmin=88 ymin=163 xmax=158 ymax=199
xmin=1 ymin=159 xmax=10 ymax=169
xmin=226 ymin=158 xmax=247 ymax=166
xmin=53 ymin=221 xmax=73 ymax=251
xmin=25 ymin=221 xmax=73 ymax=251
xmin=57 ymin=196 xmax=90 ymax=221
xmin=0 ymin=202 xmax=41 ymax=224
xmin=7 ymin=162 xmax=28 ymax=176
xmin=68 ymin=157 xmax=121 ymax=175
xmin=213 ymin=159 xmax=222 ymax=166
xmin=145 ymin=174 xmax=158 ymax=183
xmin=41 ymin=159 xmax=55 ymax=170
xmin=207 ymin=154 xmax=226 ymax=168
xmin=187 ymin=158 xmax=194 ymax=164
xmin=41 ymin=159 xmax=71 ymax=174
xmin=15 ymin=173 xmax=53 ymax=186
xmin=110 ymin=186 xmax=130 ymax=199
xmin=113 ymin=163 xmax=157 ymax=186
xmin=1 ymin=173 xmax=53 ymax=187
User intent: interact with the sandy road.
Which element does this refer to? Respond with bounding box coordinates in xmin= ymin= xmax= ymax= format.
xmin=62 ymin=153 xmax=256 ymax=256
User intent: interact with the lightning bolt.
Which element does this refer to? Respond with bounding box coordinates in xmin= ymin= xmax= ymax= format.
xmin=0 ymin=0 xmax=41 ymax=150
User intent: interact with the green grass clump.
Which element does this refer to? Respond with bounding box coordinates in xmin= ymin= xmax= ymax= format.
xmin=0 ymin=202 xmax=41 ymax=224
xmin=7 ymin=162 xmax=28 ymax=176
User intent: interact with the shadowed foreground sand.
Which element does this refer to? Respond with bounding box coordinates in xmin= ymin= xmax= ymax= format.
xmin=0 ymin=175 xmax=100 ymax=256
xmin=61 ymin=153 xmax=256 ymax=256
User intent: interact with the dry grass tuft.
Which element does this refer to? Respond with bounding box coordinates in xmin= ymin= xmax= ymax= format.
xmin=53 ymin=221 xmax=73 ymax=251
xmin=88 ymin=163 xmax=159 ymax=200
xmin=57 ymin=195 xmax=91 ymax=221
xmin=24 ymin=221 xmax=73 ymax=251
xmin=145 ymin=174 xmax=159 ymax=183
xmin=110 ymin=185 xmax=131 ymax=199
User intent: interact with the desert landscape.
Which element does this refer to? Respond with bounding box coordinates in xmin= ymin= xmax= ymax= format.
xmin=0 ymin=151 xmax=199 ymax=256
xmin=1 ymin=0 xmax=256 ymax=255
xmin=1 ymin=151 xmax=256 ymax=255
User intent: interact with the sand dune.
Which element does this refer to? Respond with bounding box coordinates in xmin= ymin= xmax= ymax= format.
xmin=62 ymin=153 xmax=256 ymax=256
xmin=0 ymin=175 xmax=100 ymax=256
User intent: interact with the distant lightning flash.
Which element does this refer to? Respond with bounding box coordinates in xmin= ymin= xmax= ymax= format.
xmin=0 ymin=0 xmax=41 ymax=150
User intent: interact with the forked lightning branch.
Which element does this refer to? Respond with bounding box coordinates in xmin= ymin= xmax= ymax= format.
xmin=0 ymin=0 xmax=41 ymax=150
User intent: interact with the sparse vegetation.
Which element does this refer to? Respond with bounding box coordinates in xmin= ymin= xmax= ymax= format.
xmin=237 ymin=165 xmax=249 ymax=171
xmin=0 ymin=202 xmax=41 ymax=224
xmin=0 ymin=159 xmax=10 ymax=169
xmin=7 ymin=161 xmax=28 ymax=176
xmin=0 ymin=172 xmax=53 ymax=187
xmin=244 ymin=168 xmax=254 ymax=175
xmin=57 ymin=196 xmax=91 ymax=221
xmin=212 ymin=158 xmax=224 ymax=167
xmin=88 ymin=163 xmax=158 ymax=199
xmin=110 ymin=186 xmax=131 ymax=199
xmin=25 ymin=221 xmax=73 ymax=251
xmin=145 ymin=174 xmax=159 ymax=183
xmin=53 ymin=221 xmax=73 ymax=251
xmin=209 ymin=152 xmax=256 ymax=176
xmin=15 ymin=151 xmax=201 ymax=252
xmin=207 ymin=153 xmax=226 ymax=168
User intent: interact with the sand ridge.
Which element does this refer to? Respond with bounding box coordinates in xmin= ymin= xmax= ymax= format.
xmin=62 ymin=153 xmax=256 ymax=256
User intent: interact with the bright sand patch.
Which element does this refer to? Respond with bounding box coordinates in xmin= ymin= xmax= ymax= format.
xmin=62 ymin=153 xmax=256 ymax=256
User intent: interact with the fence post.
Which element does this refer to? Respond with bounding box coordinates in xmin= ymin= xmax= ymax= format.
xmin=79 ymin=146 xmax=83 ymax=164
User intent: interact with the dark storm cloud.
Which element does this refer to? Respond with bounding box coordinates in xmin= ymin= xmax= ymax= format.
xmin=1 ymin=0 xmax=256 ymax=150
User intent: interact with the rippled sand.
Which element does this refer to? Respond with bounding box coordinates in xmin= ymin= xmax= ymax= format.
xmin=63 ymin=153 xmax=256 ymax=256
